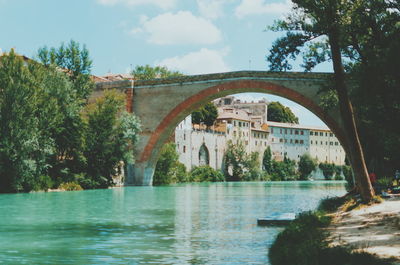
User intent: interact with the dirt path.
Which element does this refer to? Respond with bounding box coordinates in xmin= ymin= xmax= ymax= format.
xmin=328 ymin=197 xmax=400 ymax=263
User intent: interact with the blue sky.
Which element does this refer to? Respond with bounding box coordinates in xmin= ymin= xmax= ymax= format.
xmin=0 ymin=0 xmax=331 ymax=127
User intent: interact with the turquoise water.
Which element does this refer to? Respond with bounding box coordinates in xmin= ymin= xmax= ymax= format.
xmin=0 ymin=181 xmax=346 ymax=264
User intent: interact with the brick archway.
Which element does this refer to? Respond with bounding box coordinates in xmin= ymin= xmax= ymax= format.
xmin=96 ymin=71 xmax=349 ymax=185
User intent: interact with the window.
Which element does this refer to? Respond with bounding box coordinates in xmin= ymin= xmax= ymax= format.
xmin=233 ymin=131 xmax=237 ymax=137
xmin=271 ymin=128 xmax=274 ymax=133
xmin=284 ymin=129 xmax=287 ymax=134
xmin=234 ymin=121 xmax=236 ymax=126
xmin=280 ymin=138 xmax=283 ymax=143
xmin=300 ymin=131 xmax=304 ymax=135
xmin=295 ymin=139 xmax=299 ymax=144
xmin=295 ymin=130 xmax=299 ymax=135
xmin=272 ymin=138 xmax=274 ymax=142
xmin=326 ymin=141 xmax=328 ymax=145
xmin=255 ymin=141 xmax=258 ymax=146
xmin=183 ymin=146 xmax=186 ymax=153
xmin=290 ymin=139 xmax=293 ymax=144
xmin=280 ymin=129 xmax=282 ymax=134
xmin=310 ymin=131 xmax=314 ymax=136
xmin=325 ymin=132 xmax=328 ymax=136
xmin=184 ymin=133 xmax=186 ymax=140
xmin=265 ymin=142 xmax=267 ymax=146
xmin=335 ymin=142 xmax=339 ymax=146
xmin=330 ymin=133 xmax=333 ymax=137
xmin=311 ymin=140 xmax=313 ymax=144
xmin=300 ymin=140 xmax=304 ymax=144
xmin=321 ymin=141 xmax=323 ymax=145
xmin=320 ymin=132 xmax=323 ymax=136
xmin=239 ymin=121 xmax=242 ymax=127
xmin=330 ymin=142 xmax=333 ymax=145
xmin=291 ymin=130 xmax=293 ymax=134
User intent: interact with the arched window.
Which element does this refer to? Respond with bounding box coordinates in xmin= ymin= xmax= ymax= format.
xmin=199 ymin=144 xmax=209 ymax=166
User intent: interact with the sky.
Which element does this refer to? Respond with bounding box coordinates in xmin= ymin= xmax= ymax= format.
xmin=0 ymin=0 xmax=331 ymax=127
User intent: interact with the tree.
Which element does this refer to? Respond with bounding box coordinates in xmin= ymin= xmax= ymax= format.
xmin=153 ymin=142 xmax=187 ymax=185
xmin=83 ymin=90 xmax=140 ymax=189
xmin=37 ymin=40 xmax=94 ymax=101
xmin=319 ymin=163 xmax=336 ymax=180
xmin=267 ymin=0 xmax=375 ymax=201
xmin=190 ymin=166 xmax=224 ymax=182
xmin=131 ymin=65 xmax=182 ymax=80
xmin=262 ymin=146 xmax=273 ymax=174
xmin=267 ymin=101 xmax=299 ymax=124
xmin=0 ymin=50 xmax=56 ymax=192
xmin=191 ymin=102 xmax=218 ymax=128
xmin=224 ymin=140 xmax=249 ymax=181
xmin=298 ymin=154 xmax=317 ymax=180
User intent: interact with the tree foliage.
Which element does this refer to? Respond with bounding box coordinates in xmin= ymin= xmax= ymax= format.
xmin=224 ymin=140 xmax=262 ymax=181
xmin=82 ymin=90 xmax=140 ymax=189
xmin=267 ymin=101 xmax=299 ymax=124
xmin=298 ymin=154 xmax=317 ymax=180
xmin=131 ymin=65 xmax=182 ymax=80
xmin=153 ymin=143 xmax=187 ymax=185
xmin=262 ymin=146 xmax=273 ymax=174
xmin=37 ymin=40 xmax=94 ymax=100
xmin=190 ymin=166 xmax=225 ymax=182
xmin=191 ymin=102 xmax=218 ymax=128
xmin=266 ymin=0 xmax=381 ymax=201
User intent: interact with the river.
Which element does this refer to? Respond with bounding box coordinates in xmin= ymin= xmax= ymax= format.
xmin=0 ymin=181 xmax=346 ymax=264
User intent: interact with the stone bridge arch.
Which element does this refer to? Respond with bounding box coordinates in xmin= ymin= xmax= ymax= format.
xmin=96 ymin=71 xmax=350 ymax=185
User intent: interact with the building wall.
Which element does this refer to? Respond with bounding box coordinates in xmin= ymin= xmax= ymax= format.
xmin=268 ymin=125 xmax=310 ymax=162
xmin=309 ymin=130 xmax=345 ymax=165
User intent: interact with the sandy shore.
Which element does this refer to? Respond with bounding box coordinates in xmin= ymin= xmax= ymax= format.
xmin=328 ymin=197 xmax=400 ymax=263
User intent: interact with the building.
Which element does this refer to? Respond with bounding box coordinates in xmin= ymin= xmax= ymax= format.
xmin=175 ymin=96 xmax=346 ymax=172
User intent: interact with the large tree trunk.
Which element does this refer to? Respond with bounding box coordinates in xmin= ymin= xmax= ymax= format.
xmin=329 ymin=26 xmax=375 ymax=202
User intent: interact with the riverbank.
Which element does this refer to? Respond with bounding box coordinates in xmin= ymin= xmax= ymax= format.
xmin=328 ymin=196 xmax=400 ymax=263
xmin=268 ymin=195 xmax=399 ymax=265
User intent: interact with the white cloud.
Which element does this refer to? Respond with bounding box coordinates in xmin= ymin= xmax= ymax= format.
xmin=235 ymin=0 xmax=292 ymax=18
xmin=132 ymin=11 xmax=222 ymax=45
xmin=196 ymin=0 xmax=234 ymax=19
xmin=96 ymin=0 xmax=176 ymax=9
xmin=156 ymin=47 xmax=231 ymax=75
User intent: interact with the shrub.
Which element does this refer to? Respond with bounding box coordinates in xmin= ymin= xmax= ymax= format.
xmin=59 ymin=182 xmax=83 ymax=191
xmin=298 ymin=154 xmax=317 ymax=180
xmin=190 ymin=166 xmax=225 ymax=182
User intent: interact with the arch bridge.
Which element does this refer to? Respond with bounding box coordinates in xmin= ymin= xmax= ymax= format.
xmin=96 ymin=71 xmax=349 ymax=185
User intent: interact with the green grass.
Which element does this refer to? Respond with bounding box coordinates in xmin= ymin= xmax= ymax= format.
xmin=268 ymin=196 xmax=394 ymax=265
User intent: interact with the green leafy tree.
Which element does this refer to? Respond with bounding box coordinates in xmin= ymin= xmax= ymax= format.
xmin=266 ymin=0 xmax=375 ymax=201
xmin=0 ymin=50 xmax=56 ymax=192
xmin=82 ymin=90 xmax=141 ymax=189
xmin=37 ymin=40 xmax=94 ymax=101
xmin=298 ymin=154 xmax=317 ymax=180
xmin=131 ymin=65 xmax=182 ymax=80
xmin=270 ymin=157 xmax=297 ymax=181
xmin=224 ymin=139 xmax=249 ymax=181
xmin=267 ymin=101 xmax=299 ymax=124
xmin=262 ymin=146 xmax=273 ymax=174
xmin=190 ymin=166 xmax=225 ymax=182
xmin=319 ymin=163 xmax=336 ymax=180
xmin=192 ymin=102 xmax=218 ymax=128
xmin=153 ymin=142 xmax=187 ymax=185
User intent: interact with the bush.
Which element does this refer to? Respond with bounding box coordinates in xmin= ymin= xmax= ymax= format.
xmin=59 ymin=182 xmax=83 ymax=191
xmin=190 ymin=166 xmax=225 ymax=182
xmin=319 ymin=163 xmax=336 ymax=180
xmin=298 ymin=154 xmax=317 ymax=180
xmin=32 ymin=175 xmax=54 ymax=191
xmin=270 ymin=158 xmax=297 ymax=181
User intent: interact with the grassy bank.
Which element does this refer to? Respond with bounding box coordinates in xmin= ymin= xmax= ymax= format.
xmin=268 ymin=196 xmax=394 ymax=265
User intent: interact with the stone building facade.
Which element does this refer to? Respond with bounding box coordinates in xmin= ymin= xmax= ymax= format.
xmin=175 ymin=96 xmax=346 ymax=172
